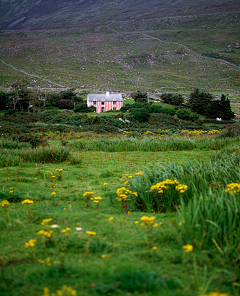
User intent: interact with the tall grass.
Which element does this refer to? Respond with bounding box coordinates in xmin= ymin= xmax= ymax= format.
xmin=0 ymin=140 xmax=31 ymax=149
xmin=175 ymin=190 xmax=240 ymax=260
xmin=0 ymin=146 xmax=70 ymax=166
xmin=127 ymin=153 xmax=240 ymax=212
xmin=70 ymin=137 xmax=240 ymax=152
xmin=18 ymin=146 xmax=70 ymax=163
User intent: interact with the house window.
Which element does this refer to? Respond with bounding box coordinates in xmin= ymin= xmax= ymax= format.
xmin=93 ymin=101 xmax=96 ymax=105
xmin=101 ymin=101 xmax=104 ymax=105
xmin=113 ymin=101 xmax=116 ymax=106
xmin=101 ymin=107 xmax=105 ymax=112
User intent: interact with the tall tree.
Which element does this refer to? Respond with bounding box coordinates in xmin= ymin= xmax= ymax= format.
xmin=187 ymin=88 xmax=214 ymax=115
xmin=206 ymin=94 xmax=235 ymax=120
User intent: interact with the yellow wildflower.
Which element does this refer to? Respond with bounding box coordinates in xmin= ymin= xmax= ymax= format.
xmin=101 ymin=254 xmax=112 ymax=258
xmin=182 ymin=244 xmax=194 ymax=253
xmin=0 ymin=200 xmax=10 ymax=207
xmin=108 ymin=217 xmax=113 ymax=221
xmin=86 ymin=231 xmax=96 ymax=236
xmin=22 ymin=199 xmax=34 ymax=204
xmin=152 ymin=246 xmax=157 ymax=251
xmin=41 ymin=218 xmax=52 ymax=225
xmin=140 ymin=216 xmax=155 ymax=226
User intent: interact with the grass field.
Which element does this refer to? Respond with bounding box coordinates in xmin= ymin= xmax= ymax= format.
xmin=0 ymin=130 xmax=239 ymax=296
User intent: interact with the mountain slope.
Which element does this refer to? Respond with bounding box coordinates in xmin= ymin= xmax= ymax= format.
xmin=1 ymin=0 xmax=240 ymax=30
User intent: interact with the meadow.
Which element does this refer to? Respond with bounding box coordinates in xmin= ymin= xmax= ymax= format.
xmin=0 ymin=126 xmax=239 ymax=296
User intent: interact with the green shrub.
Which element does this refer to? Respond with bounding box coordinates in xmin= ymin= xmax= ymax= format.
xmin=148 ymin=105 xmax=162 ymax=113
xmin=176 ymin=109 xmax=199 ymax=121
xmin=12 ymin=133 xmax=48 ymax=148
xmin=160 ymin=107 xmax=176 ymax=116
xmin=132 ymin=108 xmax=150 ymax=123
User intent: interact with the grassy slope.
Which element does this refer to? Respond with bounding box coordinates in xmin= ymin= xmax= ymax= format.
xmin=0 ymin=1 xmax=239 ymax=93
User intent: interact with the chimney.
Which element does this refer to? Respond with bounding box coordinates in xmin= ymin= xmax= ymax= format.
xmin=106 ymin=91 xmax=110 ymax=96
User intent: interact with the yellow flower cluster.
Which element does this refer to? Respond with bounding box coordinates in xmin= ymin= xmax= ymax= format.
xmin=25 ymin=239 xmax=37 ymax=249
xmin=22 ymin=199 xmax=34 ymax=204
xmin=0 ymin=200 xmax=10 ymax=207
xmin=91 ymin=196 xmax=102 ymax=203
xmin=37 ymin=230 xmax=53 ymax=238
xmin=180 ymin=129 xmax=221 ymax=136
xmin=83 ymin=192 xmax=94 ymax=197
xmin=150 ymin=179 xmax=178 ymax=193
xmin=116 ymin=187 xmax=138 ymax=201
xmin=43 ymin=285 xmax=77 ymax=296
xmin=175 ymin=184 xmax=188 ymax=193
xmin=41 ymin=218 xmax=53 ymax=225
xmin=225 ymin=183 xmax=240 ymax=194
xmin=140 ymin=216 xmax=155 ymax=226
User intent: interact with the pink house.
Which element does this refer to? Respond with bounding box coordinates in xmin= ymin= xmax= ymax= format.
xmin=87 ymin=91 xmax=123 ymax=113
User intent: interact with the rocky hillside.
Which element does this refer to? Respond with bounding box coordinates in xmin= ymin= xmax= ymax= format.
xmin=1 ymin=0 xmax=240 ymax=30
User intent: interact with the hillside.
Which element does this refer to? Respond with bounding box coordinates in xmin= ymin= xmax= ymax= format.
xmin=1 ymin=0 xmax=240 ymax=30
xmin=0 ymin=0 xmax=239 ymax=93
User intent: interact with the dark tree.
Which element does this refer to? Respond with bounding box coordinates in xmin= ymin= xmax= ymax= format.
xmin=161 ymin=93 xmax=184 ymax=106
xmin=187 ymin=88 xmax=214 ymax=115
xmin=131 ymin=91 xmax=148 ymax=103
xmin=206 ymin=94 xmax=235 ymax=120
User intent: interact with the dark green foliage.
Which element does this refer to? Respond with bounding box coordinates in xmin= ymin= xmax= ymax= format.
xmin=160 ymin=93 xmax=184 ymax=106
xmin=121 ymin=102 xmax=147 ymax=113
xmin=160 ymin=107 xmax=176 ymax=116
xmin=131 ymin=91 xmax=148 ymax=103
xmin=132 ymin=107 xmax=150 ymax=122
xmin=148 ymin=105 xmax=162 ymax=113
xmin=57 ymin=99 xmax=75 ymax=109
xmin=74 ymin=103 xmax=95 ymax=113
xmin=206 ymin=94 xmax=235 ymax=120
xmin=12 ymin=133 xmax=48 ymax=148
xmin=0 ymin=90 xmax=13 ymax=110
xmin=6 ymin=109 xmax=16 ymax=115
xmin=187 ymin=88 xmax=214 ymax=115
xmin=60 ymin=90 xmax=77 ymax=101
xmin=176 ymin=109 xmax=199 ymax=121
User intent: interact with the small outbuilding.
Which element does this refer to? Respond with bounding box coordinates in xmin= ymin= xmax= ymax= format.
xmin=87 ymin=91 xmax=123 ymax=113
